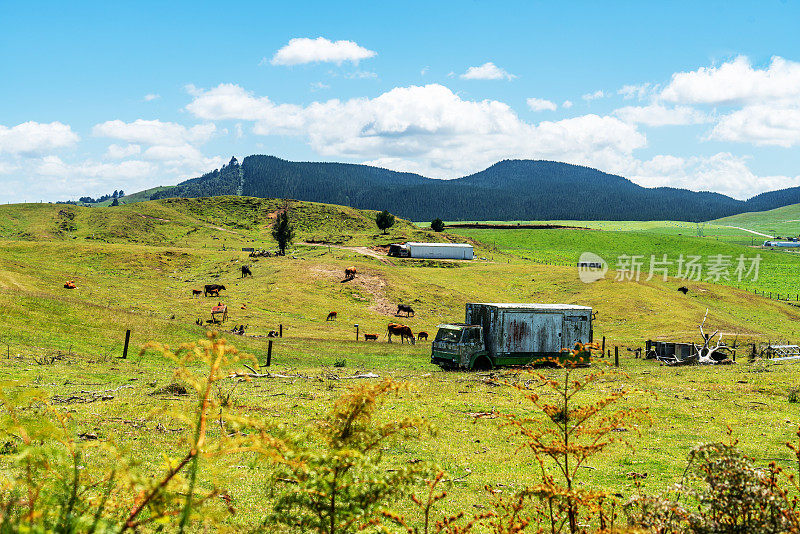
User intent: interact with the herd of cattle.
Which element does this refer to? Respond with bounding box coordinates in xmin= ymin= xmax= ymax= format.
xmin=192 ymin=264 xmax=428 ymax=344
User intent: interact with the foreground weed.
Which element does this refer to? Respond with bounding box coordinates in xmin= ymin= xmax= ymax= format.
xmin=262 ymin=379 xmax=428 ymax=534
xmin=502 ymin=345 xmax=650 ymax=534
xmin=0 ymin=332 xmax=261 ymax=532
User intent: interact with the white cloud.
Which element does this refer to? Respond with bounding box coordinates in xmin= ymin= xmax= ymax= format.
xmin=310 ymin=81 xmax=330 ymax=91
xmin=346 ymin=70 xmax=378 ymax=79
xmin=143 ymin=93 xmax=160 ymax=102
xmin=269 ymin=37 xmax=376 ymax=66
xmin=614 ymin=104 xmax=708 ymax=126
xmin=661 ymin=55 xmax=800 ymax=105
xmin=420 ymin=66 xmax=430 ymax=76
xmin=93 ymin=119 xmax=216 ymax=147
xmin=709 ymin=104 xmax=800 ymax=147
xmin=627 ymin=152 xmax=800 ymax=200
xmin=562 ymin=100 xmax=573 ymax=109
xmin=0 ymin=121 xmax=79 ymax=155
xmin=186 ymin=82 xmax=644 ymax=179
xmin=105 ymin=143 xmax=141 ymax=159
xmin=527 ymin=97 xmax=557 ymax=112
xmin=582 ymin=90 xmax=605 ymax=101
xmin=618 ymin=83 xmax=656 ymax=100
xmin=460 ymin=62 xmax=516 ymax=81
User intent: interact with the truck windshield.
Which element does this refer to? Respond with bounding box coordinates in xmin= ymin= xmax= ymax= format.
xmin=435 ymin=328 xmax=462 ymax=343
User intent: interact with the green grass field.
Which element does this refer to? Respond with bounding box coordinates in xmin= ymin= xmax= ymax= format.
xmin=5 ymin=197 xmax=800 ymax=529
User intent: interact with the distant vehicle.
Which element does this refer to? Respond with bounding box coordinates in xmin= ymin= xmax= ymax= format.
xmin=388 ymin=243 xmax=410 ymax=257
xmin=763 ymin=240 xmax=800 ymax=248
xmin=431 ymin=303 xmax=593 ymax=370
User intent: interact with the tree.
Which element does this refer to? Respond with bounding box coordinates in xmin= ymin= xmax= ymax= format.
xmin=272 ymin=211 xmax=295 ymax=255
xmin=112 ymin=190 xmax=118 ymax=199
xmin=375 ymin=210 xmax=395 ymax=235
xmin=118 ymin=190 xmax=125 ymax=198
xmin=431 ymin=218 xmax=445 ymax=232
xmin=110 ymin=197 xmax=120 ymax=206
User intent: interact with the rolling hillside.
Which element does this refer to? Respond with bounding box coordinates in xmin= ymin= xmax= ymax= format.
xmin=5 ymin=196 xmax=800 ymax=525
xmin=712 ymin=202 xmax=800 ymax=238
xmin=0 ymin=196 xmax=429 ymax=247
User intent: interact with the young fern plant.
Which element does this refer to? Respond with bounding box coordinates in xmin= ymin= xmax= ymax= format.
xmin=501 ymin=344 xmax=650 ymax=534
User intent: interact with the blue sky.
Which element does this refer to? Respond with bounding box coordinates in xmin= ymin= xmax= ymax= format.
xmin=3 ymin=0 xmax=800 ymax=203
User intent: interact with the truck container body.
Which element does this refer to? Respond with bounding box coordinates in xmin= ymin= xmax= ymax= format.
xmin=431 ymin=303 xmax=593 ymax=369
xmin=406 ymin=242 xmax=474 ymax=260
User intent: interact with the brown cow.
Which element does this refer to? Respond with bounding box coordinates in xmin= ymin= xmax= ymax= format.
xmin=364 ymin=334 xmax=378 ymax=341
xmin=326 ymin=311 xmax=338 ymax=321
xmin=192 ymin=289 xmax=202 ymax=297
xmin=343 ymin=266 xmax=357 ymax=281
xmin=417 ymin=331 xmax=428 ymax=341
xmin=387 ymin=322 xmax=415 ymax=344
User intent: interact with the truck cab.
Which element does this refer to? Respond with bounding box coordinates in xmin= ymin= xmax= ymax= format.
xmin=431 ymin=324 xmax=491 ymax=370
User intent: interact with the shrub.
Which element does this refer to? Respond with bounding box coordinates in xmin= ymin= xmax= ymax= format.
xmin=263 ymin=379 xmax=427 ymax=533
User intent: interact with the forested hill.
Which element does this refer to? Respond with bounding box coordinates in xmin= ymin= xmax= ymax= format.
xmin=148 ymin=155 xmax=789 ymax=222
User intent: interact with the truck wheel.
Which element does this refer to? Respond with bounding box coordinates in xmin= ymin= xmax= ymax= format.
xmin=471 ymin=356 xmax=492 ymax=371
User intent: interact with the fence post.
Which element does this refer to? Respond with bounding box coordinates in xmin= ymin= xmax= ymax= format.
xmin=614 ymin=346 xmax=619 ymax=367
xmin=265 ymin=340 xmax=273 ymax=367
xmin=122 ymin=329 xmax=131 ymax=359
xmin=601 ymin=336 xmax=606 ymax=358
xmin=279 ymin=324 xmax=283 ymax=337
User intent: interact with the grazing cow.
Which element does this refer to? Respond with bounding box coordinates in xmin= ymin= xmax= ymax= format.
xmin=417 ymin=331 xmax=428 ymax=341
xmin=64 ymin=280 xmax=77 ymax=289
xmin=677 ymin=286 xmax=689 ymax=294
xmin=364 ymin=334 xmax=379 ymax=341
xmin=204 ymin=284 xmax=226 ymax=297
xmin=343 ymin=267 xmax=357 ymax=281
xmin=387 ymin=322 xmax=415 ymax=344
xmin=192 ymin=289 xmax=202 ymax=297
xmin=396 ymin=304 xmax=415 ymax=317
xmin=326 ymin=311 xmax=338 ymax=321
xmin=241 ymin=265 xmax=253 ymax=278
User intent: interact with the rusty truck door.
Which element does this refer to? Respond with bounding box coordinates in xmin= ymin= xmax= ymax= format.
xmin=562 ymin=315 xmax=586 ymax=350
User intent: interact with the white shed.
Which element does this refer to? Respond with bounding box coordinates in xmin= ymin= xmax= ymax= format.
xmin=406 ymin=242 xmax=474 ymax=260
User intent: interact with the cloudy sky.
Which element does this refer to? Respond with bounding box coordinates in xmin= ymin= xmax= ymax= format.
xmin=3 ymin=1 xmax=800 ymax=203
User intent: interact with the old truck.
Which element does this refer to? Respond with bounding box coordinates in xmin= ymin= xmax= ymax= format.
xmin=431 ymin=303 xmax=594 ymax=370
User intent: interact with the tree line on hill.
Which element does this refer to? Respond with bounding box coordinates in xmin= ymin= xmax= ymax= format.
xmin=141 ymin=155 xmax=800 ymax=222
xmin=79 ymin=190 xmax=125 ymax=204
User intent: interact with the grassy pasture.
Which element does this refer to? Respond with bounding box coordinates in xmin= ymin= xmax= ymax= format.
xmin=448 ymin=225 xmax=800 ymax=296
xmin=713 ymin=203 xmax=800 ymax=238
xmin=4 ymin=198 xmax=800 ymax=528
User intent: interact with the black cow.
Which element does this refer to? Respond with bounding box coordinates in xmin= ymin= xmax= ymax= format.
xmin=396 ymin=304 xmax=415 ymax=317
xmin=677 ymin=286 xmax=689 ymax=294
xmin=241 ymin=265 xmax=253 ymax=278
xmin=204 ymin=284 xmax=226 ymax=297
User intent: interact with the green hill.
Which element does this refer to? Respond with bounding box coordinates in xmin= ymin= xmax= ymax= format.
xmin=712 ymin=202 xmax=800 ymax=238
xmin=0 ymin=196 xmax=429 ymax=247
